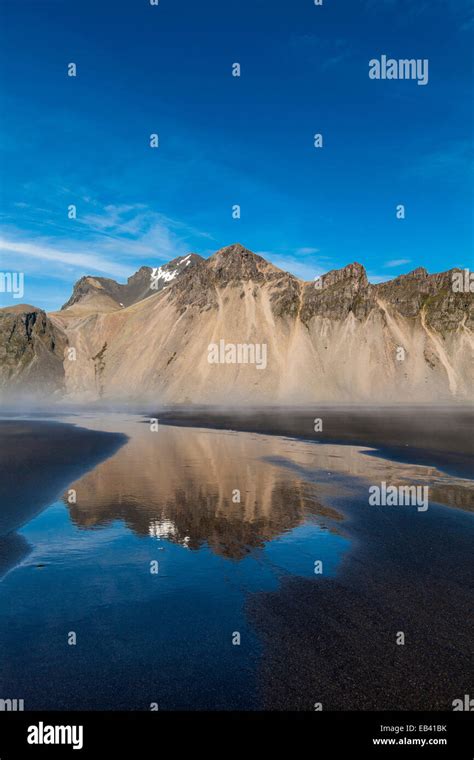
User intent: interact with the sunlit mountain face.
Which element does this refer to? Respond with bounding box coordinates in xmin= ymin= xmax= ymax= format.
xmin=1 ymin=246 xmax=473 ymax=405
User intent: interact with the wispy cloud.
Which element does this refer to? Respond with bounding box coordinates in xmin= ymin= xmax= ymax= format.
xmin=82 ymin=203 xmax=212 ymax=239
xmin=0 ymin=201 xmax=214 ymax=286
xmin=0 ymin=238 xmax=131 ymax=279
xmin=296 ymin=247 xmax=320 ymax=256
xmin=82 ymin=204 xmax=148 ymax=234
xmin=80 ymin=203 xmax=214 ymax=256
xmin=384 ymin=258 xmax=411 ymax=268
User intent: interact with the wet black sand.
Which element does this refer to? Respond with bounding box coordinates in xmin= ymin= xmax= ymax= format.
xmin=0 ymin=420 xmax=127 ymax=537
xmin=0 ymin=421 xmax=127 ymax=578
xmin=246 ymin=483 xmax=474 ymax=710
xmin=154 ymin=407 xmax=474 ymax=710
xmin=0 ymin=411 xmax=472 ymax=710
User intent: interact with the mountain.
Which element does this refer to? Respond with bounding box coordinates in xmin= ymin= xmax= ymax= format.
xmin=0 ymin=304 xmax=67 ymax=396
xmin=1 ymin=244 xmax=472 ymax=403
xmin=60 ymin=254 xmax=203 ymax=313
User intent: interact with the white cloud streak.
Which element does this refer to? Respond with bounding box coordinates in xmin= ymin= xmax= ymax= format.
xmin=0 ymin=239 xmax=132 ymax=278
xmin=384 ymin=258 xmax=411 ymax=268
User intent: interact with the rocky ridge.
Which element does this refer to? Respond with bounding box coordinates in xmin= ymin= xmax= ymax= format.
xmin=0 ymin=244 xmax=472 ymax=403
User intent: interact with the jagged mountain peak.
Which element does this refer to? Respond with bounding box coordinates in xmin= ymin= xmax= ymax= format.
xmin=2 ymin=243 xmax=472 ymax=405
xmin=61 ymin=253 xmax=204 ymax=312
xmin=319 ymin=262 xmax=368 ymax=288
xmin=212 ymin=242 xmax=261 ymax=258
xmin=126 ymin=266 xmax=152 ymax=283
xmin=209 ymin=243 xmax=267 ymax=267
xmin=206 ymin=243 xmax=290 ymax=284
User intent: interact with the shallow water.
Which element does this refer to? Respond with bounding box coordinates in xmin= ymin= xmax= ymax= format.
xmin=0 ymin=413 xmax=472 ymax=709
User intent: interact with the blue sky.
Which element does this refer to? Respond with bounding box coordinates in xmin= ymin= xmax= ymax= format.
xmin=0 ymin=0 xmax=472 ymax=310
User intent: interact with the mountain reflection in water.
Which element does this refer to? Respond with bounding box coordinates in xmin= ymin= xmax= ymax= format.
xmin=63 ymin=416 xmax=474 ymax=561
xmin=0 ymin=413 xmax=472 ymax=710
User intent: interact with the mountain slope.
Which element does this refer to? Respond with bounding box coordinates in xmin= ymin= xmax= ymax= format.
xmin=1 ymin=244 xmax=472 ymax=404
xmin=54 ymin=244 xmax=474 ymax=404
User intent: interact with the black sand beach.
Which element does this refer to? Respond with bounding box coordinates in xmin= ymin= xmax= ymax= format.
xmin=0 ymin=411 xmax=472 ymax=711
xmin=247 ymin=483 xmax=474 ymax=710
xmin=0 ymin=420 xmax=127 ymax=537
xmin=0 ymin=420 xmax=127 ymax=579
xmin=153 ymin=407 xmax=474 ymax=709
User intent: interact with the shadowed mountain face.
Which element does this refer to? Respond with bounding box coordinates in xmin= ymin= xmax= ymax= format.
xmin=1 ymin=244 xmax=473 ymax=403
xmin=0 ymin=305 xmax=67 ymax=396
